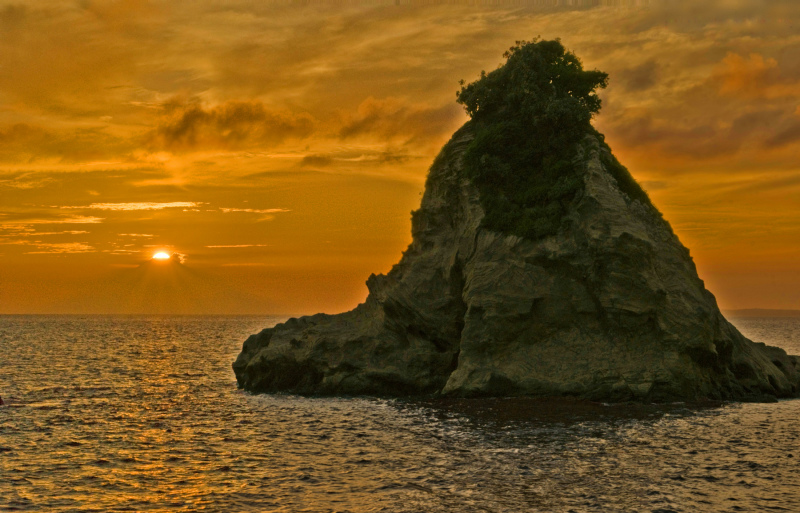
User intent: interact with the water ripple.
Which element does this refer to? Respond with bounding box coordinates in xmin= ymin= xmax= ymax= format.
xmin=1 ymin=315 xmax=799 ymax=512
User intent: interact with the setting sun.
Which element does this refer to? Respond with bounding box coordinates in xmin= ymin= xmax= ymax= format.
xmin=153 ymin=252 xmax=171 ymax=260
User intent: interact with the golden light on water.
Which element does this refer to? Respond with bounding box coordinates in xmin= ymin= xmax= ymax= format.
xmin=152 ymin=252 xmax=171 ymax=260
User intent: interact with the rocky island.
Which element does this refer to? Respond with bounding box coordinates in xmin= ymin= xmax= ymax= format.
xmin=234 ymin=39 xmax=800 ymax=402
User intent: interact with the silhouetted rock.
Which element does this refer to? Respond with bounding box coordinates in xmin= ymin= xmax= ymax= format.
xmin=233 ymin=123 xmax=800 ymax=402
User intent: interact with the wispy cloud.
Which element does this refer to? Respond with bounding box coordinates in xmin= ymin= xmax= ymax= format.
xmin=299 ymin=154 xmax=335 ymax=168
xmin=1 ymin=216 xmax=104 ymax=226
xmin=1 ymin=230 xmax=92 ymax=236
xmin=711 ymin=53 xmax=800 ymax=100
xmin=205 ymin=244 xmax=270 ymax=248
xmin=105 ymin=249 xmax=141 ymax=254
xmin=298 ymin=150 xmax=417 ymax=169
xmin=219 ymin=208 xmax=289 ymax=214
xmin=220 ymin=262 xmax=274 ymax=267
xmin=0 ymin=171 xmax=56 ymax=189
xmin=0 ymin=122 xmax=133 ymax=164
xmin=62 ymin=202 xmax=200 ymax=211
xmin=338 ymin=96 xmax=463 ymax=145
xmin=25 ymin=242 xmax=95 ymax=254
xmin=146 ymin=97 xmax=317 ymax=152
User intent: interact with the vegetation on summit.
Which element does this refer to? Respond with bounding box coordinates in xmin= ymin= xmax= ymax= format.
xmin=456 ymin=38 xmax=653 ymax=240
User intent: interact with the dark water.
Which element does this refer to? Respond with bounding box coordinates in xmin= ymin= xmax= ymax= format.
xmin=1 ymin=315 xmax=799 ymax=512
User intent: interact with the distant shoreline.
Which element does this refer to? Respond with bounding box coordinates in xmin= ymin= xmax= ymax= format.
xmin=725 ymin=309 xmax=800 ymax=318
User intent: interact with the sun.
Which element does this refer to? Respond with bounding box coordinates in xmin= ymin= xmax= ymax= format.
xmin=152 ymin=252 xmax=171 ymax=260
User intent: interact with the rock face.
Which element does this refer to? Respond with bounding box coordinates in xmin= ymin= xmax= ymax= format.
xmin=233 ymin=124 xmax=800 ymax=401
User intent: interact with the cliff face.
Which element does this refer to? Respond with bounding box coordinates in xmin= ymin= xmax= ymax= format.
xmin=233 ymin=125 xmax=800 ymax=402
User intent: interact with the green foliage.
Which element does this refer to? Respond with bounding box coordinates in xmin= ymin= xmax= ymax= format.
xmin=595 ymin=134 xmax=656 ymax=211
xmin=456 ymin=38 xmax=609 ymax=239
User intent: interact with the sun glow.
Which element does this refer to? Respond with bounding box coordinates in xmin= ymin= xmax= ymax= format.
xmin=153 ymin=252 xmax=171 ymax=260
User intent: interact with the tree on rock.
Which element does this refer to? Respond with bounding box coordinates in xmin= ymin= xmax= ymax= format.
xmin=456 ymin=38 xmax=609 ymax=240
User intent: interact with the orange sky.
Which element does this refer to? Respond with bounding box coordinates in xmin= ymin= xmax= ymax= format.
xmin=1 ymin=0 xmax=799 ymax=314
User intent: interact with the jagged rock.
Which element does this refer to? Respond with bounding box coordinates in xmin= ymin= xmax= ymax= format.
xmin=233 ymin=124 xmax=800 ymax=402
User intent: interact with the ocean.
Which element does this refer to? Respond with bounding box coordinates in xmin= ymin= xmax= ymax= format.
xmin=1 ymin=315 xmax=799 ymax=512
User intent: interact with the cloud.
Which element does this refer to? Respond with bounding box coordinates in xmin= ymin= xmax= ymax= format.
xmin=604 ymin=112 xmax=731 ymax=159
xmin=338 ymin=96 xmax=464 ymax=144
xmin=0 ymin=171 xmax=56 ymax=189
xmin=765 ymin=121 xmax=800 ymax=149
xmin=0 ymin=123 xmax=133 ymax=163
xmin=617 ymin=59 xmax=659 ymax=92
xmin=62 ymin=202 xmax=200 ymax=211
xmin=702 ymin=52 xmax=800 ymax=105
xmin=22 ymin=230 xmax=90 ymax=236
xmin=725 ymin=172 xmax=800 ymax=194
xmin=217 ymin=206 xmax=290 ymax=222
xmin=219 ymin=208 xmax=290 ymax=213
xmin=297 ymin=150 xmax=417 ymax=171
xmin=601 ymin=47 xmax=800 ymax=162
xmin=640 ymin=180 xmax=668 ymax=191
xmin=0 ymin=216 xmax=104 ymax=227
xmin=205 ymin=244 xmax=270 ymax=248
xmin=0 ymin=4 xmax=26 ymax=29
xmin=300 ymin=154 xmax=335 ymax=168
xmin=25 ymin=242 xmax=95 ymax=254
xmin=0 ymin=124 xmax=50 ymax=162
xmin=712 ymin=53 xmax=786 ymax=99
xmin=147 ymin=97 xmax=317 ymax=152
xmin=220 ymin=262 xmax=273 ymax=267
xmin=0 ymin=1 xmax=171 ymax=117
xmin=604 ymin=101 xmax=800 ymax=161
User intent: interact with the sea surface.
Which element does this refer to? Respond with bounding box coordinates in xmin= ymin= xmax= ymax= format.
xmin=1 ymin=315 xmax=799 ymax=513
